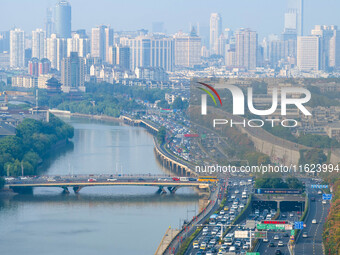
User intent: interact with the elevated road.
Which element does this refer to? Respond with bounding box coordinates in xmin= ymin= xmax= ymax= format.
xmin=5 ymin=175 xmax=210 ymax=194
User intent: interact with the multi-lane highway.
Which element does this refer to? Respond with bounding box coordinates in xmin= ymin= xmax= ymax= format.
xmin=295 ymin=179 xmax=330 ymax=255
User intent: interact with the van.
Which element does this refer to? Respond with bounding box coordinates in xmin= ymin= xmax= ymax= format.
xmin=180 ymin=177 xmax=189 ymax=182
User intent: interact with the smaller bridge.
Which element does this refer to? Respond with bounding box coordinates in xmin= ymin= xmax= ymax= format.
xmin=5 ymin=175 xmax=211 ymax=194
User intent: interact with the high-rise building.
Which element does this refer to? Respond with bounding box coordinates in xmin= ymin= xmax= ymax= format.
xmin=0 ymin=31 xmax=10 ymax=53
xmin=10 ymin=28 xmax=25 ymax=68
xmin=109 ymin=45 xmax=130 ymax=70
xmin=297 ymin=36 xmax=319 ymax=71
xmin=67 ymin=32 xmax=89 ymax=58
xmin=91 ymin=25 xmax=114 ymax=63
xmin=61 ymin=52 xmax=85 ymax=92
xmin=210 ymin=13 xmax=222 ymax=55
xmin=173 ymin=28 xmax=201 ymax=68
xmin=45 ymin=8 xmax=53 ymax=38
xmin=287 ymin=0 xmax=303 ymax=36
xmin=311 ymin=25 xmax=340 ymax=71
xmin=54 ymin=0 xmax=71 ymax=38
xmin=235 ymin=28 xmax=258 ymax=70
xmin=120 ymin=35 xmax=174 ymax=71
xmin=32 ymin=29 xmax=45 ymax=59
xmin=46 ymin=34 xmax=67 ymax=70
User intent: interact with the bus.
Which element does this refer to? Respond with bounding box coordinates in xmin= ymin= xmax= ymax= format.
xmin=198 ymin=176 xmax=218 ymax=183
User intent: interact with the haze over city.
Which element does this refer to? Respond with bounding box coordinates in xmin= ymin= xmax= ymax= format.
xmin=1 ymin=0 xmax=340 ymax=38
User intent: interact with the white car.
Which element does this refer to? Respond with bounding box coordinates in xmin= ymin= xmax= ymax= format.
xmin=235 ymin=241 xmax=241 ymax=247
xmin=302 ymin=232 xmax=308 ymax=238
xmin=318 ymin=190 xmax=322 ymax=194
xmin=278 ymin=241 xmax=284 ymax=247
xmin=235 ymin=190 xmax=240 ymax=194
xmin=107 ymin=178 xmax=117 ymax=182
xmin=263 ymin=238 xmax=269 ymax=242
xmin=243 ymin=244 xmax=249 ymax=250
xmin=312 ymin=219 xmax=317 ymax=224
xmin=274 ymin=235 xmax=280 ymax=240
xmin=229 ymin=246 xmax=236 ymax=252
xmin=322 ymin=200 xmax=327 ymax=204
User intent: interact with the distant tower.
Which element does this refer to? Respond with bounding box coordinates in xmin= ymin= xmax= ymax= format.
xmin=54 ymin=0 xmax=71 ymax=38
xmin=45 ymin=7 xmax=53 ymax=38
xmin=287 ymin=0 xmax=303 ymax=36
xmin=209 ymin=13 xmax=222 ymax=55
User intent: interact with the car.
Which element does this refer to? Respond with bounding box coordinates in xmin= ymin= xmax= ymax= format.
xmin=242 ymin=244 xmax=249 ymax=250
xmin=278 ymin=241 xmax=284 ymax=247
xmin=235 ymin=241 xmax=241 ymax=247
xmin=107 ymin=178 xmax=117 ymax=182
xmin=289 ymin=213 xmax=294 ymax=217
xmin=193 ymin=241 xmax=199 ymax=249
xmin=322 ymin=200 xmax=327 ymax=204
xmin=235 ymin=190 xmax=240 ymax=194
xmin=231 ymin=195 xmax=236 ymax=199
xmin=221 ymin=243 xmax=228 ymax=249
xmin=302 ymin=232 xmax=308 ymax=238
xmin=229 ymin=246 xmax=236 ymax=252
xmin=224 ymin=206 xmax=229 ymax=211
xmin=318 ymin=190 xmax=322 ymax=195
xmin=311 ymin=197 xmax=316 ymax=202
xmin=263 ymin=238 xmax=269 ymax=243
xmin=312 ymin=219 xmax=317 ymax=224
xmin=274 ymin=235 xmax=280 ymax=240
xmin=269 ymin=242 xmax=275 ymax=247
xmin=47 ymin=178 xmax=56 ymax=182
xmin=172 ymin=177 xmax=180 ymax=181
xmin=88 ymin=178 xmax=96 ymax=182
xmin=275 ymin=249 xmax=282 ymax=255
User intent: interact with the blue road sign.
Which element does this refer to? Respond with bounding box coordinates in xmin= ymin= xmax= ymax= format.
xmin=294 ymin=221 xmax=304 ymax=230
xmin=311 ymin=185 xmax=328 ymax=189
xmin=323 ymin=194 xmax=332 ymax=200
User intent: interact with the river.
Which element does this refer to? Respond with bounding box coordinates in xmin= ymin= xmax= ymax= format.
xmin=0 ymin=117 xmax=200 ymax=255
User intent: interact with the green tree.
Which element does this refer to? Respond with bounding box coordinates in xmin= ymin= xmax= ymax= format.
xmin=157 ymin=126 xmax=166 ymax=144
xmin=0 ymin=177 xmax=4 ymax=189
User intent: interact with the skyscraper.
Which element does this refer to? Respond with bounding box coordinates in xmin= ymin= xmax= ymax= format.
xmin=311 ymin=25 xmax=340 ymax=71
xmin=32 ymin=29 xmax=45 ymax=59
xmin=173 ymin=28 xmax=201 ymax=68
xmin=10 ymin=28 xmax=25 ymax=67
xmin=45 ymin=8 xmax=53 ymax=38
xmin=61 ymin=52 xmax=85 ymax=92
xmin=54 ymin=1 xmax=71 ymax=38
xmin=210 ymin=13 xmax=222 ymax=55
xmin=46 ymin=34 xmax=67 ymax=70
xmin=67 ymin=32 xmax=90 ymax=58
xmin=287 ymin=0 xmax=303 ymax=36
xmin=91 ymin=25 xmax=114 ymax=62
xmin=235 ymin=28 xmax=258 ymax=70
xmin=120 ymin=35 xmax=174 ymax=72
xmin=109 ymin=45 xmax=130 ymax=70
xmin=297 ymin=36 xmax=319 ymax=71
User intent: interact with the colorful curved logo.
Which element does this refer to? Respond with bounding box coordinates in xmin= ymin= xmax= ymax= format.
xmin=197 ymin=82 xmax=222 ymax=106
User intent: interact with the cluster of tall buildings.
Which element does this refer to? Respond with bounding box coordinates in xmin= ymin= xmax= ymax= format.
xmin=1 ymin=0 xmax=340 ymax=92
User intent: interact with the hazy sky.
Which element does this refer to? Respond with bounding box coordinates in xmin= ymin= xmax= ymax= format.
xmin=1 ymin=0 xmax=340 ymax=39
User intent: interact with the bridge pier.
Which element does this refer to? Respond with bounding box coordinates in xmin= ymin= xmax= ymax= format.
xmin=62 ymin=186 xmax=70 ymax=194
xmin=73 ymin=186 xmax=82 ymax=194
xmin=167 ymin=186 xmax=179 ymax=194
xmin=157 ymin=186 xmax=167 ymax=194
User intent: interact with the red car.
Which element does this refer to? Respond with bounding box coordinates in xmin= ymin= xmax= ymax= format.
xmin=88 ymin=178 xmax=97 ymax=182
xmin=172 ymin=177 xmax=180 ymax=181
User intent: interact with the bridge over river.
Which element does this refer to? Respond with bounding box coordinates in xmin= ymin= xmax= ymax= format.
xmin=5 ymin=174 xmax=211 ymax=194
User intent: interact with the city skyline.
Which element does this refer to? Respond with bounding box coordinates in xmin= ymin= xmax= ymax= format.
xmin=1 ymin=0 xmax=340 ymax=39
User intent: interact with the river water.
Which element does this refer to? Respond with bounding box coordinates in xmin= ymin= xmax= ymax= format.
xmin=0 ymin=117 xmax=200 ymax=255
